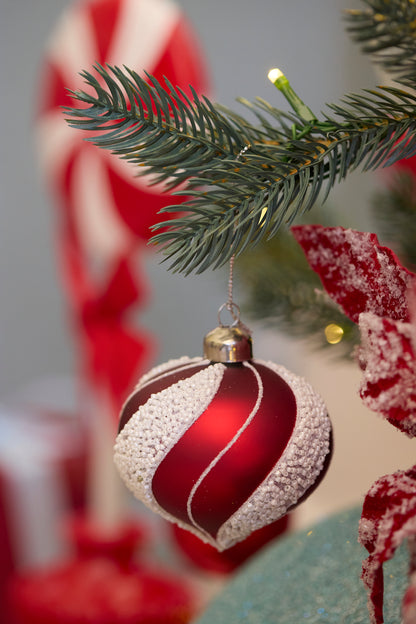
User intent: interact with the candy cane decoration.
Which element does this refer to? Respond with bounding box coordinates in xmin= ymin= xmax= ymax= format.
xmin=36 ymin=0 xmax=210 ymax=418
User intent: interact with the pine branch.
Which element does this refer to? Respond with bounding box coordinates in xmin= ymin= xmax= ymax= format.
xmin=64 ymin=1 xmax=416 ymax=274
xmin=345 ymin=0 xmax=416 ymax=85
xmin=65 ymin=65 xmax=250 ymax=190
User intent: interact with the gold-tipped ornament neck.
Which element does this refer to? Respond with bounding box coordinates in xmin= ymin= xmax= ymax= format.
xmin=203 ymin=303 xmax=253 ymax=363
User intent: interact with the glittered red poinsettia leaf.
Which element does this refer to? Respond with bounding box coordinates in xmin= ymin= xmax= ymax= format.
xmin=359 ymin=465 xmax=416 ymax=624
xmin=291 ymin=225 xmax=414 ymax=323
xmin=358 ymin=311 xmax=416 ymax=437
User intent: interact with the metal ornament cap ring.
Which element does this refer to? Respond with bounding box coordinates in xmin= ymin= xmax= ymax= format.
xmin=203 ymin=304 xmax=253 ymax=363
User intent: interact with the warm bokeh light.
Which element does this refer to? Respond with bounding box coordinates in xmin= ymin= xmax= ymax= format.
xmin=259 ymin=206 xmax=268 ymax=226
xmin=267 ymin=68 xmax=283 ymax=83
xmin=324 ymin=323 xmax=344 ymax=344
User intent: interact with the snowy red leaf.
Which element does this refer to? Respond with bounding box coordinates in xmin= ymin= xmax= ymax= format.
xmin=358 ymin=312 xmax=416 ymax=437
xmin=291 ymin=225 xmax=413 ymax=323
xmin=292 ymin=224 xmax=416 ymax=621
xmin=359 ymin=466 xmax=416 ymax=624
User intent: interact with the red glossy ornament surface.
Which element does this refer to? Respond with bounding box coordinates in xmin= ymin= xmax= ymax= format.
xmin=151 ymin=363 xmax=296 ymax=538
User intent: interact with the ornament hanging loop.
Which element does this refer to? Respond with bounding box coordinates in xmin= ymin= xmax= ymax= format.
xmin=216 ymin=254 xmax=243 ymax=328
xmin=218 ymin=301 xmax=241 ymax=328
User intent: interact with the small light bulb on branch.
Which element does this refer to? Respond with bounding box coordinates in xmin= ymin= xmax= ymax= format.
xmin=267 ymin=68 xmax=284 ymax=84
xmin=268 ymin=68 xmax=316 ymax=123
xmin=259 ymin=206 xmax=268 ymax=227
xmin=325 ymin=323 xmax=344 ymax=345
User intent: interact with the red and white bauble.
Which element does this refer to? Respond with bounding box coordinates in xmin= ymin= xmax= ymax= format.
xmin=114 ymin=325 xmax=332 ymax=550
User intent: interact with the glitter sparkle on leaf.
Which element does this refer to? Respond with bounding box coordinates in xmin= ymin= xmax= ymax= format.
xmin=291 ymin=224 xmax=416 ymax=623
xmin=291 ymin=225 xmax=414 ymax=323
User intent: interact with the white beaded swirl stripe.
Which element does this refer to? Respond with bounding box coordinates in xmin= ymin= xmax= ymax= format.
xmin=114 ymin=359 xmax=225 ymax=543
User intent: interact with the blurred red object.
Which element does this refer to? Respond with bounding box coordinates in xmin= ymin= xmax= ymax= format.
xmin=172 ymin=515 xmax=290 ymax=574
xmin=8 ymin=516 xmax=196 ymax=624
xmin=66 ymin=514 xmax=147 ymax=566
xmin=0 ymin=406 xmax=88 ymax=624
xmin=0 ymin=472 xmax=16 ymax=623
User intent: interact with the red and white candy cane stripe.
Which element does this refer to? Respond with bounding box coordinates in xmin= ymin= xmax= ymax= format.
xmin=35 ymin=0 xmax=210 ymax=418
xmin=37 ymin=0 xmax=209 ymax=259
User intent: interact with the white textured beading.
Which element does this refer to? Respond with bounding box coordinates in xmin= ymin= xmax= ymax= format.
xmin=114 ymin=357 xmax=224 ymax=542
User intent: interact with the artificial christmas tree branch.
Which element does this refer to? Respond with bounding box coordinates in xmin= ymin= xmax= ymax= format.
xmin=66 ymin=73 xmax=416 ymax=274
xmin=65 ymin=0 xmax=416 ymax=274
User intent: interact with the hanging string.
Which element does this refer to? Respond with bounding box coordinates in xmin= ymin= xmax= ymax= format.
xmin=227 ymin=254 xmax=235 ymax=312
xmin=218 ymin=144 xmax=251 ymax=328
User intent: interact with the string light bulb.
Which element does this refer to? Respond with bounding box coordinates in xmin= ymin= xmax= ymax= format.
xmin=267 ymin=68 xmax=316 ymax=122
xmin=324 ymin=323 xmax=344 ymax=345
xmin=267 ymin=68 xmax=284 ymax=84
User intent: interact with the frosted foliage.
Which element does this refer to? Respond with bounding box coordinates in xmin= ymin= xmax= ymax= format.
xmin=292 ymin=225 xmax=413 ymax=323
xmin=292 ymin=224 xmax=416 ymax=622
xmin=359 ymin=312 xmax=416 ymax=437
xmin=359 ymin=466 xmax=416 ymax=624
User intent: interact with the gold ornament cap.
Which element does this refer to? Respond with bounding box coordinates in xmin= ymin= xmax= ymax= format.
xmin=203 ymin=304 xmax=253 ymax=363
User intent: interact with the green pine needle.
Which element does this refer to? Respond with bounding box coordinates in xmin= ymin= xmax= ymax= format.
xmin=372 ymin=170 xmax=416 ymax=270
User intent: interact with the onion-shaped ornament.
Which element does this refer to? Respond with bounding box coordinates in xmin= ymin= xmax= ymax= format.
xmin=114 ymin=312 xmax=332 ymax=551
